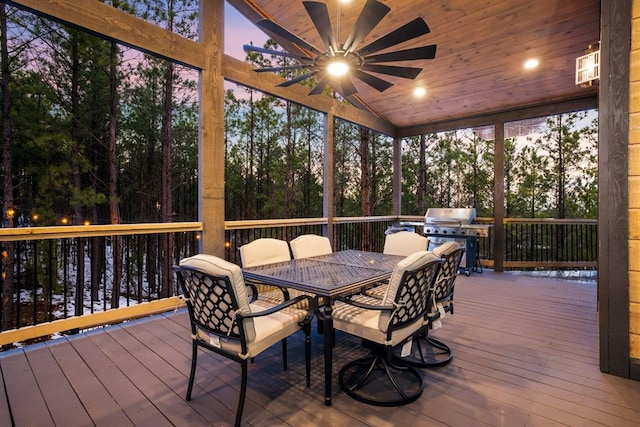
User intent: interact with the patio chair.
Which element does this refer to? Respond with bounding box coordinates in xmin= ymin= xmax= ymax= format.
xmin=332 ymin=251 xmax=442 ymax=406
xmin=174 ymin=254 xmax=315 ymax=427
xmin=289 ymin=234 xmax=333 ymax=259
xmin=239 ymin=237 xmax=292 ymax=267
xmin=404 ymin=241 xmax=464 ymax=367
xmin=365 ymin=231 xmax=431 ymax=299
xmin=383 ymin=231 xmax=430 ymax=257
xmin=239 ymin=238 xmax=292 ymax=302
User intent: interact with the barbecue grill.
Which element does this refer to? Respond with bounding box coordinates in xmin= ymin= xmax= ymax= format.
xmin=423 ymin=208 xmax=491 ymax=275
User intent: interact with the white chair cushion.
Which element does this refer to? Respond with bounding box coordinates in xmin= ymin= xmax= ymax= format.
xmin=333 ymin=295 xmax=423 ymax=347
xmin=240 ymin=238 xmax=291 ymax=267
xmin=432 ymin=240 xmax=462 ymax=257
xmin=383 ymin=231 xmax=429 ymax=257
xmin=196 ymin=301 xmax=308 ymax=359
xmin=289 ymin=235 xmax=332 ymax=259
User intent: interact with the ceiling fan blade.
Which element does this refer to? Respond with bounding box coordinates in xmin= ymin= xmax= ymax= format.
xmin=343 ymin=0 xmax=391 ymax=53
xmin=277 ymin=71 xmax=320 ymax=88
xmin=340 ymin=76 xmax=359 ymax=97
xmin=243 ymin=44 xmax=313 ymax=63
xmin=361 ymin=63 xmax=423 ymax=79
xmin=352 ymin=69 xmax=393 ymax=92
xmin=254 ymin=64 xmax=313 ymax=73
xmin=256 ymin=19 xmax=323 ymax=56
xmin=309 ymin=74 xmax=330 ymax=95
xmin=303 ymin=1 xmax=336 ymax=51
xmin=364 ymin=45 xmax=437 ymax=63
xmin=356 ymin=18 xmax=430 ymax=57
xmin=332 ymin=76 xmax=358 ymax=97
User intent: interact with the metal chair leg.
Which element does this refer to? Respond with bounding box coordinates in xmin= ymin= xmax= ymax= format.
xmin=235 ymin=360 xmax=248 ymax=427
xmin=186 ymin=342 xmax=198 ymax=401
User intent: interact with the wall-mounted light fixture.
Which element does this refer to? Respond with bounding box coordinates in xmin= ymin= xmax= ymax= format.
xmin=575 ymin=42 xmax=600 ymax=87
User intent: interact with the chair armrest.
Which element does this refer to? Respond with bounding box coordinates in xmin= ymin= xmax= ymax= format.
xmin=245 ymin=283 xmax=259 ymax=302
xmin=335 ymin=295 xmax=394 ymax=311
xmin=244 ymin=278 xmax=292 ymax=300
xmin=243 ymin=294 xmax=316 ymax=325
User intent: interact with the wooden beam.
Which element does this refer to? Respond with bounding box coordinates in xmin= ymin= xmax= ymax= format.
xmin=0 ymin=298 xmax=184 ymax=346
xmin=396 ymin=95 xmax=598 ymax=137
xmin=221 ymin=55 xmax=397 ymax=136
xmin=0 ymin=222 xmax=202 ymax=242
xmin=7 ymin=0 xmax=206 ymax=69
xmin=599 ymin=0 xmax=631 ymax=378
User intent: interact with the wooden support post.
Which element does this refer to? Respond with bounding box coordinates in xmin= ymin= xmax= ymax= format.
xmin=200 ymin=0 xmax=225 ymax=257
xmin=493 ymin=121 xmax=505 ymax=272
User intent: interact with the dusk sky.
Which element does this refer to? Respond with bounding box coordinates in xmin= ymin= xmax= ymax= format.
xmin=224 ymin=4 xmax=267 ymax=61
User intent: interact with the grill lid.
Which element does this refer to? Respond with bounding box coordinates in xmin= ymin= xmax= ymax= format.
xmin=425 ymin=208 xmax=476 ymax=225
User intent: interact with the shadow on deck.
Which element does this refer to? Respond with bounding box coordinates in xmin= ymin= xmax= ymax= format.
xmin=1 ymin=270 xmax=639 ymax=426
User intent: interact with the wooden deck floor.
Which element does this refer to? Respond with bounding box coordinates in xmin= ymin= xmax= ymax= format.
xmin=2 ymin=271 xmax=640 ymax=426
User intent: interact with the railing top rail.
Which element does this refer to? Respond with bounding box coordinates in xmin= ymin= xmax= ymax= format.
xmin=0 ymin=222 xmax=203 ymax=241
xmin=503 ymin=218 xmax=597 ymax=224
xmin=225 ymin=217 xmax=328 ymax=230
xmin=332 ymin=215 xmax=397 ymax=224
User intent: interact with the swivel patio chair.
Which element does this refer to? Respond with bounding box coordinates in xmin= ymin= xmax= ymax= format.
xmin=403 ymin=241 xmax=464 ymax=368
xmin=289 ymin=234 xmax=333 ymax=259
xmin=174 ymin=254 xmax=315 ymax=427
xmin=332 ymin=251 xmax=442 ymax=406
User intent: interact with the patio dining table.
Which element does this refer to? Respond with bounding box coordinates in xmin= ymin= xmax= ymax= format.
xmin=242 ymin=249 xmax=404 ymax=406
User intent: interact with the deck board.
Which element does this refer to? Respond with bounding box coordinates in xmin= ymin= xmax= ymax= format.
xmin=2 ymin=271 xmax=640 ymax=426
xmin=24 ymin=343 xmax=93 ymax=427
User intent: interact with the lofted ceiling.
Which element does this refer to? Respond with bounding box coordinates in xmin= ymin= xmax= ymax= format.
xmin=226 ymin=0 xmax=600 ymax=131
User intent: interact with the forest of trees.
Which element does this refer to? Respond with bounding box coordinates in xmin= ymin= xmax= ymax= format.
xmin=0 ymin=2 xmax=598 ymax=231
xmin=0 ymin=2 xmax=600 ymax=332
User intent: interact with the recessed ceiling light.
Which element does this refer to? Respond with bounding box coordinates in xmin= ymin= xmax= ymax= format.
xmin=414 ymin=87 xmax=427 ymax=97
xmin=524 ymin=58 xmax=540 ymax=70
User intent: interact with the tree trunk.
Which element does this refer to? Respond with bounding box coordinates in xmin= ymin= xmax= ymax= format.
xmin=67 ymin=30 xmax=87 ymax=309
xmin=108 ymin=40 xmax=122 ymax=307
xmin=160 ymin=60 xmax=174 ymax=298
xmin=418 ymin=134 xmax=426 ymax=215
xmin=359 ymin=127 xmax=371 ymax=250
xmin=1 ymin=3 xmax=15 ymax=332
xmin=284 ymin=101 xmax=294 ymax=219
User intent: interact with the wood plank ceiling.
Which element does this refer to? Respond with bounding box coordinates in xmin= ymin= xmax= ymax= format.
xmin=225 ymin=0 xmax=600 ymax=131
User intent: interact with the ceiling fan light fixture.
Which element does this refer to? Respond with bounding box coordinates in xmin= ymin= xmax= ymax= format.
xmin=327 ymin=59 xmax=350 ymax=76
xmin=245 ymin=0 xmax=437 ymax=104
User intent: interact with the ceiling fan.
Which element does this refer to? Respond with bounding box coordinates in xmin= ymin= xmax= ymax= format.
xmin=243 ymin=0 xmax=437 ymax=100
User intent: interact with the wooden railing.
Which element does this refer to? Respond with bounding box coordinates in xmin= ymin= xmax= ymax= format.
xmin=0 ymin=223 xmax=202 ymax=346
xmin=0 ymin=216 xmax=597 ymax=347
